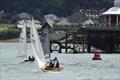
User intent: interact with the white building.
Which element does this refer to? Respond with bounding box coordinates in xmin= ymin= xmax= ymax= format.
xmin=102 ymin=0 xmax=120 ymax=26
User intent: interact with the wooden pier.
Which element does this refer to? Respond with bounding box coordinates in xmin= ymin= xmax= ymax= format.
xmin=50 ymin=26 xmax=120 ymax=53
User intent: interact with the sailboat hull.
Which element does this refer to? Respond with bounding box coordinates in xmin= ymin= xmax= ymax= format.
xmin=41 ymin=66 xmax=63 ymax=72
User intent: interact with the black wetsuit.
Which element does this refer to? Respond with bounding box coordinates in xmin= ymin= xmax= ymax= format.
xmin=55 ymin=60 xmax=59 ymax=68
xmin=24 ymin=56 xmax=35 ymax=62
xmin=48 ymin=61 xmax=54 ymax=68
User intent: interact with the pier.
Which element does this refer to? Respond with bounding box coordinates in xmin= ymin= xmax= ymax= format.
xmin=50 ymin=26 xmax=120 ymax=53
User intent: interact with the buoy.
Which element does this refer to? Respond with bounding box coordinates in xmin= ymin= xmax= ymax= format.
xmin=92 ymin=51 xmax=102 ymax=60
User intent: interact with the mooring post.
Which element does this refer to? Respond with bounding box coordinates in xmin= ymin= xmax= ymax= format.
xmin=50 ymin=42 xmax=52 ymax=53
xmin=73 ymin=31 xmax=76 ymax=53
xmin=65 ymin=32 xmax=68 ymax=53
xmin=59 ymin=43 xmax=62 ymax=53
xmin=87 ymin=32 xmax=91 ymax=53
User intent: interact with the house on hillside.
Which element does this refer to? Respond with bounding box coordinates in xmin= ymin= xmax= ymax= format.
xmin=44 ymin=14 xmax=58 ymax=21
xmin=55 ymin=18 xmax=71 ymax=25
xmin=67 ymin=10 xmax=87 ymax=24
xmin=67 ymin=9 xmax=103 ymax=26
xmin=44 ymin=13 xmax=58 ymax=27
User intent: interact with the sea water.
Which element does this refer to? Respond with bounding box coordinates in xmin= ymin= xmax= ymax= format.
xmin=0 ymin=43 xmax=120 ymax=80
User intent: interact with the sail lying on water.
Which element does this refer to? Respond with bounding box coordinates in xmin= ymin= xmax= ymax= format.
xmin=17 ymin=20 xmax=27 ymax=59
xmin=30 ymin=18 xmax=46 ymax=69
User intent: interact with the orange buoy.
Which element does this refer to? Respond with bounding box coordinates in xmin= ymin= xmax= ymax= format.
xmin=92 ymin=51 xmax=102 ymax=60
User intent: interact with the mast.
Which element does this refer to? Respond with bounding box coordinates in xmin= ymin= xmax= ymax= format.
xmin=24 ymin=20 xmax=27 ymax=59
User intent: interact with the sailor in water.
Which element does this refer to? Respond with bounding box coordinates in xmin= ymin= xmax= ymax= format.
xmin=53 ymin=57 xmax=59 ymax=68
xmin=47 ymin=57 xmax=59 ymax=69
xmin=24 ymin=56 xmax=35 ymax=62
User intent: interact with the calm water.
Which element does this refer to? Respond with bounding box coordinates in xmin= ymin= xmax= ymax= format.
xmin=0 ymin=43 xmax=120 ymax=80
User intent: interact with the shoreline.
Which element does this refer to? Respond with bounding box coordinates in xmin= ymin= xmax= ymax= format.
xmin=0 ymin=38 xmax=19 ymax=43
xmin=0 ymin=38 xmax=31 ymax=43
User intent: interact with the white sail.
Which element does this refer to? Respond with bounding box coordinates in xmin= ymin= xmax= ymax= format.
xmin=30 ymin=18 xmax=46 ymax=69
xmin=17 ymin=20 xmax=27 ymax=59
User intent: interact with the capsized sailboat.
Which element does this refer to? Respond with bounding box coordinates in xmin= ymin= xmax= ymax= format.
xmin=30 ymin=18 xmax=63 ymax=72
